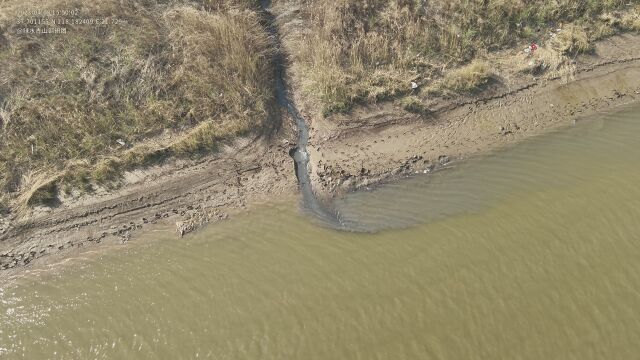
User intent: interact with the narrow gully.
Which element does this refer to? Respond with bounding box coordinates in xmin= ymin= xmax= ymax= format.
xmin=260 ymin=1 xmax=350 ymax=229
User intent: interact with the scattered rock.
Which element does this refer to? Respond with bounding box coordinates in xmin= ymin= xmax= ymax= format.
xmin=176 ymin=221 xmax=195 ymax=237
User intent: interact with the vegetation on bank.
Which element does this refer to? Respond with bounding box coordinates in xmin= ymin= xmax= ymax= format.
xmin=1 ymin=0 xmax=640 ymax=212
xmin=276 ymin=0 xmax=640 ymax=117
xmin=0 ymin=0 xmax=276 ymax=210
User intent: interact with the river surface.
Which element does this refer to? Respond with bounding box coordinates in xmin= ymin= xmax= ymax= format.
xmin=2 ymin=104 xmax=640 ymax=359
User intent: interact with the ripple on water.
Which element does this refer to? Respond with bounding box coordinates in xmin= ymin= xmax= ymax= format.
xmin=334 ymin=104 xmax=640 ymax=232
xmin=1 ymin=104 xmax=640 ymax=359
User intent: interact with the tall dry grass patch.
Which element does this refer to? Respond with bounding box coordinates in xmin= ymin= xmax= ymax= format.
xmin=279 ymin=0 xmax=638 ymax=117
xmin=0 ymin=0 xmax=276 ymax=207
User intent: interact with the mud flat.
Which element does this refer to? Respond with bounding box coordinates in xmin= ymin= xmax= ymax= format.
xmin=1 ymin=33 xmax=640 ymax=275
xmin=0 ymin=136 xmax=300 ymax=275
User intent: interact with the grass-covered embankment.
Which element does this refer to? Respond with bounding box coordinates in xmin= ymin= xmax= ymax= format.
xmin=0 ymin=0 xmax=278 ymax=210
xmin=2 ymin=0 xmax=640 ymax=214
xmin=275 ymin=0 xmax=640 ymax=117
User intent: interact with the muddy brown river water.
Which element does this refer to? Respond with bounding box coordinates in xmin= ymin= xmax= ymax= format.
xmin=1 ymin=104 xmax=640 ymax=359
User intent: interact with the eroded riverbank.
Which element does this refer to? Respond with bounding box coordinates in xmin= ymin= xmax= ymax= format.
xmin=1 ymin=32 xmax=640 ymax=273
xmin=306 ymin=36 xmax=640 ymax=197
xmin=2 ymin=103 xmax=640 ymax=358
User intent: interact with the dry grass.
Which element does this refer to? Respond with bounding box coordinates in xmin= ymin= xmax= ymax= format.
xmin=526 ymin=47 xmax=566 ymax=75
xmin=0 ymin=0 xmax=277 ymax=209
xmin=550 ymin=24 xmax=593 ymax=54
xmin=2 ymin=0 xmax=639 ymax=211
xmin=621 ymin=10 xmax=640 ymax=31
xmin=514 ymin=4 xmax=640 ymax=81
xmin=602 ymin=4 xmax=640 ymax=32
xmin=276 ymin=0 xmax=638 ymax=117
xmin=399 ymin=96 xmax=430 ymax=115
xmin=440 ymin=61 xmax=492 ymax=94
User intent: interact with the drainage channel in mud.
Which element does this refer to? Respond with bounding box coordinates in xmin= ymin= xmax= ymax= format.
xmin=260 ymin=2 xmax=357 ymax=230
